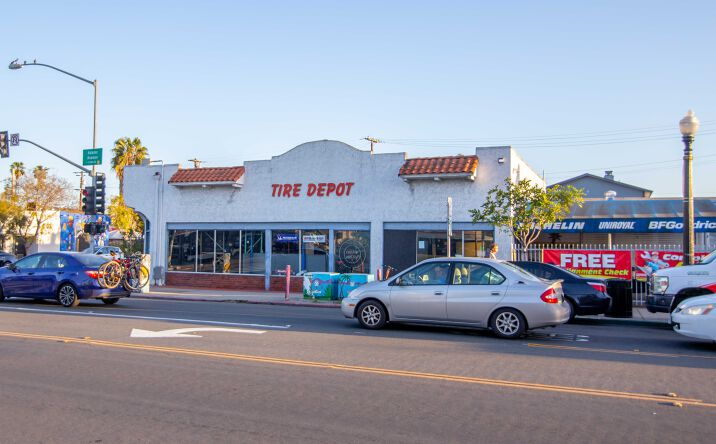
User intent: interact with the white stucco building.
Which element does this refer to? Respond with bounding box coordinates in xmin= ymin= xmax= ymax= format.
xmin=124 ymin=140 xmax=543 ymax=290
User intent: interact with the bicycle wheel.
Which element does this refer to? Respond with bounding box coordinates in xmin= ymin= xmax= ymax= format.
xmin=122 ymin=263 xmax=150 ymax=291
xmin=98 ymin=261 xmax=123 ymax=289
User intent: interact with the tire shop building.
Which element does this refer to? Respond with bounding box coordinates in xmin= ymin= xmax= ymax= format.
xmin=124 ymin=140 xmax=544 ymax=291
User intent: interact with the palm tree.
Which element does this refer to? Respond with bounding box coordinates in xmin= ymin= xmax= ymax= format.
xmin=112 ymin=137 xmax=149 ymax=196
xmin=32 ymin=165 xmax=49 ymax=181
xmin=9 ymin=162 xmax=25 ymax=196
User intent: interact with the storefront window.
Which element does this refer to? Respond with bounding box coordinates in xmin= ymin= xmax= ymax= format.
xmin=271 ymin=230 xmax=299 ymax=274
xmin=335 ymin=230 xmax=370 ymax=273
xmin=242 ymin=230 xmax=265 ymax=274
xmin=463 ymin=230 xmax=494 ymax=258
xmin=168 ymin=230 xmax=197 ymax=272
xmin=216 ymin=230 xmax=241 ymax=273
xmin=198 ymin=231 xmax=216 ymax=272
xmin=416 ymin=231 xmax=461 ymax=262
xmin=301 ymin=230 xmax=328 ymax=273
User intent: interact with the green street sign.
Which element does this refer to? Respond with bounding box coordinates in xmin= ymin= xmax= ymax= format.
xmin=83 ymin=148 xmax=103 ymax=166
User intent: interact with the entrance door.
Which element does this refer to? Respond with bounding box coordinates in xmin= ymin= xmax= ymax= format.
xmin=390 ymin=261 xmax=450 ymax=320
xmin=446 ymin=262 xmax=508 ymax=324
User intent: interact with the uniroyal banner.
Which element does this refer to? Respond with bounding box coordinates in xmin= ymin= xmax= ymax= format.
xmin=634 ymin=250 xmax=710 ymax=281
xmin=542 ymin=249 xmax=632 ymax=280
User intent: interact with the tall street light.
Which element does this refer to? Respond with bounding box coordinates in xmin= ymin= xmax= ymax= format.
xmin=8 ymin=59 xmax=99 ymax=181
xmin=679 ymin=109 xmax=700 ymax=265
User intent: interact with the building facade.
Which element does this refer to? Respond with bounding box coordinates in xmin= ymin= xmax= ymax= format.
xmin=124 ymin=140 xmax=543 ymax=290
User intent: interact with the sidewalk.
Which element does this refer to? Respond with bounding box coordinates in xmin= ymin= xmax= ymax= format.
xmin=132 ymin=286 xmax=341 ymax=308
xmin=132 ymin=286 xmax=671 ymax=324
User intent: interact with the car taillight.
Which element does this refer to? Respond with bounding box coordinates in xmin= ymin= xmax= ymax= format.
xmin=85 ymin=270 xmax=103 ymax=279
xmin=540 ymin=287 xmax=559 ymax=304
xmin=588 ymin=282 xmax=607 ymax=293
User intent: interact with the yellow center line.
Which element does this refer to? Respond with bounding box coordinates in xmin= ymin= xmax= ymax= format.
xmin=527 ymin=343 xmax=716 ymax=360
xmin=1 ymin=330 xmax=714 ymax=408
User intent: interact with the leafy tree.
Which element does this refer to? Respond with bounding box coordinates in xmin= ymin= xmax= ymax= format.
xmin=470 ymin=178 xmax=584 ymax=254
xmin=0 ymin=198 xmax=24 ymax=251
xmin=111 ymin=137 xmax=148 ymax=196
xmin=108 ymin=195 xmax=144 ymax=239
xmin=14 ymin=170 xmax=74 ymax=250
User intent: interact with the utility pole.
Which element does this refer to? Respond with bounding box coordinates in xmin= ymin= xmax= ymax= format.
xmin=363 ymin=137 xmax=381 ymax=155
xmin=188 ymin=158 xmax=203 ymax=168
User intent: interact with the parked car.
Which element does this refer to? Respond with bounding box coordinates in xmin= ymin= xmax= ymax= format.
xmin=671 ymin=294 xmax=716 ymax=342
xmin=0 ymin=252 xmax=130 ymax=307
xmin=341 ymin=258 xmax=570 ymax=339
xmin=510 ymin=261 xmax=611 ymax=321
xmin=82 ymin=245 xmax=124 ymax=259
xmin=0 ymin=251 xmax=17 ymax=267
xmin=649 ymin=249 xmax=716 ymax=313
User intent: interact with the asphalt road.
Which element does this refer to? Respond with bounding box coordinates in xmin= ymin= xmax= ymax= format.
xmin=1 ymin=297 xmax=715 ymax=443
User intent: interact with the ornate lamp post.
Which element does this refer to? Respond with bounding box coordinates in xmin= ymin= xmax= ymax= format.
xmin=679 ymin=110 xmax=700 ymax=265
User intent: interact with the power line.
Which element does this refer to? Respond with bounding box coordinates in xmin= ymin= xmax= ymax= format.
xmin=544 ymin=154 xmax=716 ymax=175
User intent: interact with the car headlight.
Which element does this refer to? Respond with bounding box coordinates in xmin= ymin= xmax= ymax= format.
xmin=651 ymin=276 xmax=669 ymax=295
xmin=678 ymin=304 xmax=714 ymax=316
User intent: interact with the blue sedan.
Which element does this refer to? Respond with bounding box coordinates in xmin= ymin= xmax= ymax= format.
xmin=0 ymin=252 xmax=130 ymax=307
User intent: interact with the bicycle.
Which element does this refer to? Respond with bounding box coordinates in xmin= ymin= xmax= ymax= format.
xmin=97 ymin=253 xmax=149 ymax=291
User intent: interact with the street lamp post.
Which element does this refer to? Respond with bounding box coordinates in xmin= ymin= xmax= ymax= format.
xmin=8 ymin=59 xmax=99 ymax=182
xmin=679 ymin=110 xmax=700 ymax=265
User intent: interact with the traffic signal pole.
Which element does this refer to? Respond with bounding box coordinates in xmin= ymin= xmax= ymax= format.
xmin=19 ymin=139 xmax=92 ymax=175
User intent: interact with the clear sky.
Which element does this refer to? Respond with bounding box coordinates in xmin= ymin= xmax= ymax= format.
xmin=2 ymin=0 xmax=714 ymax=198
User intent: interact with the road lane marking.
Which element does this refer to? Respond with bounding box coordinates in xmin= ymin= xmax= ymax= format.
xmin=0 ymin=306 xmax=291 ymax=329
xmin=0 ymin=330 xmax=713 ymax=409
xmin=527 ymin=343 xmax=716 ymax=360
xmin=130 ymin=327 xmax=266 ymax=338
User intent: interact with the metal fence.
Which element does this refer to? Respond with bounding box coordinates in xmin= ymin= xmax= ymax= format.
xmin=511 ymin=243 xmax=714 ymax=306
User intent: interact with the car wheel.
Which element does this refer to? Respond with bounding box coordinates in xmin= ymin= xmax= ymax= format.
xmin=566 ymin=299 xmax=577 ymax=322
xmin=57 ymin=284 xmax=80 ymax=308
xmin=490 ymin=308 xmax=526 ymax=339
xmin=102 ymin=297 xmax=120 ymax=305
xmin=356 ymin=300 xmax=387 ymax=330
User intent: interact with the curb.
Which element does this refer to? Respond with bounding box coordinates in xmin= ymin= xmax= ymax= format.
xmin=132 ymin=295 xmax=342 ymax=309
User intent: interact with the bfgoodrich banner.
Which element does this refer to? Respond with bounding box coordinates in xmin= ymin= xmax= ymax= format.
xmin=543 ymin=249 xmax=632 ymax=280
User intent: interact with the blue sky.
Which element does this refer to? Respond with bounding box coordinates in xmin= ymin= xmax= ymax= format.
xmin=2 ymin=0 xmax=714 ymax=197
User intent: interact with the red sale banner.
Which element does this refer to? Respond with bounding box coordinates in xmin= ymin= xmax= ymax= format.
xmin=634 ymin=250 xmax=709 ymax=281
xmin=543 ymin=249 xmax=632 ymax=280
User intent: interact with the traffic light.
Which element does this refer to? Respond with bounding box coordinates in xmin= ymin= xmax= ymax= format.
xmin=95 ymin=173 xmax=106 ymax=214
xmin=82 ymin=186 xmax=96 ymax=215
xmin=0 ymin=131 xmax=8 ymax=158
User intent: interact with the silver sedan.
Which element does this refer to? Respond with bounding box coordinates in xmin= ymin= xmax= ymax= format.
xmin=341 ymin=258 xmax=570 ymax=339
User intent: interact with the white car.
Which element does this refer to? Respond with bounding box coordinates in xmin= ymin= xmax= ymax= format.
xmin=671 ymin=295 xmax=716 ymax=342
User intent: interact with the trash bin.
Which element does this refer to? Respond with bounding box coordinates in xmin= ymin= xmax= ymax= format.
xmin=605 ymin=279 xmax=633 ymax=318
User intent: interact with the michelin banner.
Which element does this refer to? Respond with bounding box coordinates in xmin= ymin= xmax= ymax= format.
xmin=542 ymin=249 xmax=632 ymax=280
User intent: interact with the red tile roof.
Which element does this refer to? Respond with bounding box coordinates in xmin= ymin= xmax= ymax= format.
xmin=169 ymin=166 xmax=245 ymax=184
xmin=399 ymin=155 xmax=478 ymax=176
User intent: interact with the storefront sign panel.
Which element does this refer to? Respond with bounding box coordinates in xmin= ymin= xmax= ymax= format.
xmin=543 ymin=249 xmax=632 ymax=280
xmin=634 ymin=250 xmax=710 ymax=281
xmin=541 ymin=217 xmax=716 ymax=233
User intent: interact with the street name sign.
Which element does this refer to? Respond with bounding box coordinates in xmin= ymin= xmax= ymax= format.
xmin=83 ymin=148 xmax=103 ymax=166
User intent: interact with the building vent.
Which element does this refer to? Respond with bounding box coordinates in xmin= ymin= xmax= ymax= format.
xmin=605 ymin=190 xmax=617 ymax=200
xmin=604 ymin=170 xmax=615 ymax=181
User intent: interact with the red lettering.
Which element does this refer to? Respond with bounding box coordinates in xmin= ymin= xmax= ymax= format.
xmin=326 ymin=183 xmax=336 ymax=196
xmin=307 ymin=183 xmax=316 ymax=196
xmin=317 ymin=183 xmax=326 ymax=197
xmin=293 ymin=183 xmax=301 ymax=197
xmin=345 ymin=182 xmax=354 ymax=196
xmin=271 ymin=184 xmax=280 ymax=197
xmin=336 ymin=183 xmax=345 ymax=196
xmin=282 ymin=184 xmax=292 ymax=197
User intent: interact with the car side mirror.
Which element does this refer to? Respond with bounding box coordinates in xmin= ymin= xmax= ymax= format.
xmin=391 ymin=277 xmax=402 ymax=286
xmin=8 ymin=263 xmax=17 ymax=271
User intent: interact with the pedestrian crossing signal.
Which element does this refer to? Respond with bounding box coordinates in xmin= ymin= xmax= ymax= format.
xmin=0 ymin=131 xmax=9 ymax=158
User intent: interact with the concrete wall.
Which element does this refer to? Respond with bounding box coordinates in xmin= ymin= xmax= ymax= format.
xmin=125 ymin=141 xmax=544 ymax=285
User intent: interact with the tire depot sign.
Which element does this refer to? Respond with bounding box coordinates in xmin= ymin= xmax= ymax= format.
xmin=542 ymin=249 xmax=632 ymax=280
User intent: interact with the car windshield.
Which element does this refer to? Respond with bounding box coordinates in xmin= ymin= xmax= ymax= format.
xmin=699 ymin=249 xmax=716 ymax=265
xmin=81 ymin=247 xmax=96 ymax=253
xmin=500 ymin=262 xmax=542 ymax=282
xmin=74 ymin=254 xmax=110 ymax=267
